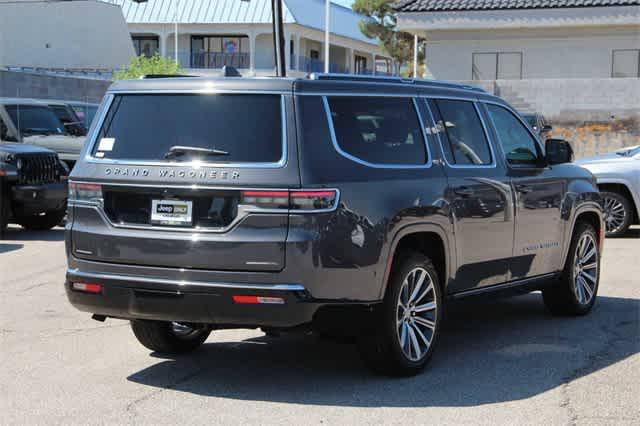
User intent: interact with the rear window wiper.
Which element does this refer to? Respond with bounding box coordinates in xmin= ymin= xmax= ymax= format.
xmin=164 ymin=145 xmax=229 ymax=159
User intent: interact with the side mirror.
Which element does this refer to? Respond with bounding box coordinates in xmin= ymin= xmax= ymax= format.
xmin=541 ymin=124 xmax=553 ymax=133
xmin=546 ymin=138 xmax=573 ymax=165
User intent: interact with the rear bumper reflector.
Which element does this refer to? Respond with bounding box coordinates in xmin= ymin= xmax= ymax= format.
xmin=72 ymin=282 xmax=103 ymax=294
xmin=232 ymin=295 xmax=285 ymax=305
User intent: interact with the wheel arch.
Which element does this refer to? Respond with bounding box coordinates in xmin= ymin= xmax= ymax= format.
xmin=561 ymin=203 xmax=604 ymax=268
xmin=379 ymin=224 xmax=453 ymax=300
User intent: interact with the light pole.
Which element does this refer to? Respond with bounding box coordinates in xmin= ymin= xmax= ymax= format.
xmin=413 ymin=34 xmax=418 ymax=78
xmin=271 ymin=0 xmax=286 ymax=77
xmin=324 ymin=0 xmax=330 ymax=73
xmin=174 ymin=0 xmax=179 ymax=64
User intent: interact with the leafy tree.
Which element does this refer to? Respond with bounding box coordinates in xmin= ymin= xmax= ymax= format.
xmin=114 ymin=55 xmax=183 ymax=80
xmin=352 ymin=0 xmax=424 ymax=75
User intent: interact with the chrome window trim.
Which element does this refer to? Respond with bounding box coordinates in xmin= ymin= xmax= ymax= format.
xmin=304 ymin=92 xmax=417 ymax=98
xmin=108 ymin=89 xmax=288 ymax=95
xmin=481 ymin=99 xmax=546 ymax=155
xmin=67 ymin=268 xmax=306 ymax=292
xmin=422 ymin=97 xmax=498 ymax=169
xmin=321 ymin=96 xmax=432 ymax=169
xmin=83 ymin=93 xmax=288 ymax=169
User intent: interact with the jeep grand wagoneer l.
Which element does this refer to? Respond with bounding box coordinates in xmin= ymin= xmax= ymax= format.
xmin=65 ymin=74 xmax=603 ymax=375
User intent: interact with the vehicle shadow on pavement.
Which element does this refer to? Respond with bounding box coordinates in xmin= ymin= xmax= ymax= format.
xmin=0 ymin=226 xmax=65 ymax=242
xmin=127 ymin=293 xmax=639 ymax=407
xmin=0 ymin=243 xmax=23 ymax=253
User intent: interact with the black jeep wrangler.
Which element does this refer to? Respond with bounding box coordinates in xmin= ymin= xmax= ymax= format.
xmin=65 ymin=74 xmax=603 ymax=375
xmin=1 ymin=143 xmax=69 ymax=234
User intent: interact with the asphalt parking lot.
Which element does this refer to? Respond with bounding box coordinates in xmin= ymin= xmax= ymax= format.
xmin=1 ymin=225 xmax=638 ymax=425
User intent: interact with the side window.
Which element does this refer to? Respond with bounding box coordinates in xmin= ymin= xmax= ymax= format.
xmin=0 ymin=116 xmax=7 ymax=140
xmin=433 ymin=99 xmax=493 ymax=166
xmin=0 ymin=116 xmax=16 ymax=141
xmin=486 ymin=104 xmax=542 ymax=166
xmin=325 ymin=96 xmax=427 ymax=166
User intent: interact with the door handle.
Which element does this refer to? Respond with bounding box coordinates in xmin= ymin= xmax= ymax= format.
xmin=516 ymin=184 xmax=533 ymax=194
xmin=454 ymin=186 xmax=474 ymax=197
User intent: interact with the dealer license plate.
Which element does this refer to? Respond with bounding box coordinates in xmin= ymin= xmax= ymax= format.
xmin=151 ymin=199 xmax=193 ymax=226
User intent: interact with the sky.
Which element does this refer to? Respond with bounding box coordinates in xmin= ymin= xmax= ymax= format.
xmin=332 ymin=0 xmax=355 ymax=8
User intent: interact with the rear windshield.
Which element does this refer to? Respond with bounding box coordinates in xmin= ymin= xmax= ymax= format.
xmin=5 ymin=105 xmax=66 ymax=136
xmin=93 ymin=94 xmax=283 ymax=163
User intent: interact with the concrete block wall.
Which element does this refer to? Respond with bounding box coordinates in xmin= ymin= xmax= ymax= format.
xmin=465 ymin=78 xmax=640 ymax=158
xmin=0 ymin=70 xmax=111 ymax=103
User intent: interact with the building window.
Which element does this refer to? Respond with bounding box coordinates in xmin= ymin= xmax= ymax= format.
xmin=612 ymin=49 xmax=640 ymax=78
xmin=472 ymin=52 xmax=522 ymax=80
xmin=290 ymin=39 xmax=295 ymax=70
xmin=191 ymin=35 xmax=249 ymax=68
xmin=354 ymin=55 xmax=368 ymax=74
xmin=132 ymin=36 xmax=159 ymax=57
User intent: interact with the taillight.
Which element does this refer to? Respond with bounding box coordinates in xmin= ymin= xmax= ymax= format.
xmin=240 ymin=189 xmax=338 ymax=212
xmin=241 ymin=191 xmax=290 ymax=209
xmin=69 ymin=182 xmax=103 ymax=205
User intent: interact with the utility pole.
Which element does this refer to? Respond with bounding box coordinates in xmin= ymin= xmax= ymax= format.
xmin=413 ymin=34 xmax=418 ymax=78
xmin=324 ymin=0 xmax=330 ymax=73
xmin=174 ymin=0 xmax=179 ymax=64
xmin=271 ymin=0 xmax=286 ymax=76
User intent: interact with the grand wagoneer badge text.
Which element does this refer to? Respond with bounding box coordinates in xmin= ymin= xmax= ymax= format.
xmin=104 ymin=168 xmax=240 ymax=180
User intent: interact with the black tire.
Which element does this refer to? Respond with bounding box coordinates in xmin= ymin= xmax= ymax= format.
xmin=357 ymin=251 xmax=443 ymax=376
xmin=130 ymin=320 xmax=211 ymax=354
xmin=0 ymin=184 xmax=10 ymax=236
xmin=601 ymin=191 xmax=632 ymax=237
xmin=17 ymin=210 xmax=66 ymax=231
xmin=543 ymin=223 xmax=600 ymax=316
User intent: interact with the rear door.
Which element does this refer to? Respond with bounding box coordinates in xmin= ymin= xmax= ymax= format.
xmin=483 ymin=102 xmax=566 ymax=279
xmin=70 ymin=89 xmax=300 ymax=272
xmin=426 ymin=98 xmax=515 ymax=293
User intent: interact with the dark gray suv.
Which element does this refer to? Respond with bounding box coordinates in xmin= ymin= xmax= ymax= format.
xmin=65 ymin=74 xmax=604 ymax=375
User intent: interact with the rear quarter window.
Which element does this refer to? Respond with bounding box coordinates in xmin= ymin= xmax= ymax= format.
xmin=324 ymin=96 xmax=428 ymax=166
xmin=93 ymin=94 xmax=284 ymax=163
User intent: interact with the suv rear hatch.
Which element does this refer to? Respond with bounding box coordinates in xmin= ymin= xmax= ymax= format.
xmin=70 ymin=87 xmax=303 ymax=272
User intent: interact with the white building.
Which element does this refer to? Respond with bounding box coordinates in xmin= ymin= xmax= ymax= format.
xmin=395 ymin=0 xmax=640 ymax=80
xmin=110 ymin=0 xmax=393 ymax=76
xmin=0 ymin=0 xmax=135 ymax=71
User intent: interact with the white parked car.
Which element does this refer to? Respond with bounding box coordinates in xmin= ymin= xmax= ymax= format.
xmin=576 ymin=146 xmax=640 ymax=237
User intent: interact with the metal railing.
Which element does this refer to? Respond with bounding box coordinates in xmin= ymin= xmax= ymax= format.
xmin=291 ymin=55 xmax=349 ymax=74
xmin=188 ymin=52 xmax=250 ymax=69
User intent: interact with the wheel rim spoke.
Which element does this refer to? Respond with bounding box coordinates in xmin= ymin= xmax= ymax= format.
xmin=414 ymin=316 xmax=435 ymax=329
xmin=413 ymin=281 xmax=434 ymax=305
xmin=412 ymin=323 xmax=431 ymax=348
xmin=414 ymin=301 xmax=437 ymax=313
xmin=580 ymin=276 xmax=594 ymax=300
xmin=407 ymin=325 xmax=421 ymax=359
xmin=573 ymin=233 xmax=598 ymax=305
xmin=604 ymin=198 xmax=626 ymax=232
xmin=396 ymin=266 xmax=437 ymax=361
xmin=409 ymin=270 xmax=426 ymax=303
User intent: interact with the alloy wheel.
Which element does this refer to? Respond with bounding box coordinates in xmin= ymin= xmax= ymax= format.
xmin=573 ymin=233 xmax=598 ymax=305
xmin=396 ymin=267 xmax=438 ymax=361
xmin=603 ymin=196 xmax=627 ymax=234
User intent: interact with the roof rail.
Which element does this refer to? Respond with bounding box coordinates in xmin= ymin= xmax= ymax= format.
xmin=140 ymin=74 xmax=197 ymax=79
xmin=307 ymin=73 xmax=486 ymax=93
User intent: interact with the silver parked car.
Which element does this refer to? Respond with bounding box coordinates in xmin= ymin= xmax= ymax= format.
xmin=0 ymin=98 xmax=86 ymax=168
xmin=576 ymin=145 xmax=640 ymax=237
